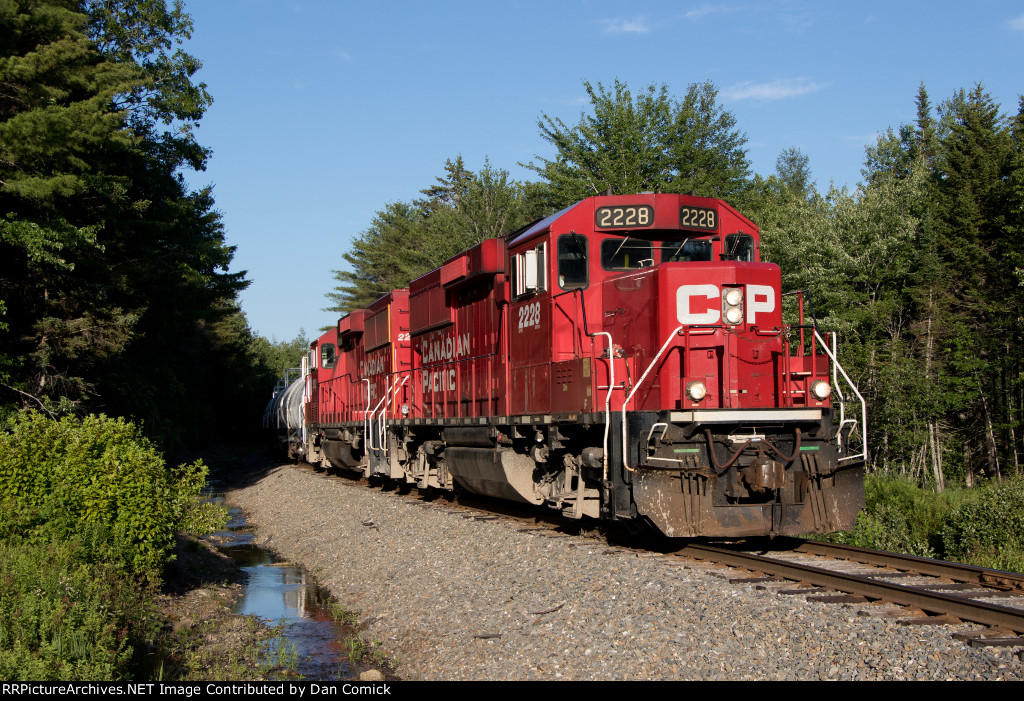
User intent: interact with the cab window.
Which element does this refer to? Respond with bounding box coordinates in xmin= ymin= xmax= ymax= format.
xmin=661 ymin=238 xmax=713 ymax=262
xmin=601 ymin=237 xmax=653 ymax=271
xmin=511 ymin=242 xmax=547 ymax=299
xmin=320 ymin=343 xmax=337 ymax=368
xmin=723 ymin=233 xmax=755 ymax=262
xmin=557 ymin=234 xmax=589 ymax=290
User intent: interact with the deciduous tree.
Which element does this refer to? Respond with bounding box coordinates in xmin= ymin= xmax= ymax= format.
xmin=524 ymin=79 xmax=751 ymax=209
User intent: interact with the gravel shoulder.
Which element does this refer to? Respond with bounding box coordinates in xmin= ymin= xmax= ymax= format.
xmin=225 ymin=456 xmax=1024 ymax=681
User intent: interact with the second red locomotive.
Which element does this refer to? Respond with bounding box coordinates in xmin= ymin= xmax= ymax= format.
xmin=275 ymin=193 xmax=866 ymax=537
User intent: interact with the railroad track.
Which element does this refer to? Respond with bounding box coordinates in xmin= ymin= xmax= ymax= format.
xmin=311 ymin=461 xmax=1024 ymax=649
xmin=671 ymin=538 xmax=1024 ymax=647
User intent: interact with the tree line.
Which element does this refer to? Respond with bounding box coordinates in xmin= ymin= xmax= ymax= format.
xmin=329 ymin=80 xmax=1024 ymax=489
xmin=0 ymin=0 xmax=286 ymax=448
xmin=0 ymin=4 xmax=311 ymax=679
xmin=754 ymin=84 xmax=1024 ymax=488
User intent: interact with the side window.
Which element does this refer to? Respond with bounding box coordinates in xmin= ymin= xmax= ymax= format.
xmin=321 ymin=343 xmax=337 ymax=368
xmin=557 ymin=234 xmax=588 ymax=290
xmin=723 ymin=233 xmax=755 ymax=262
xmin=512 ymin=242 xmax=547 ymax=299
xmin=661 ymin=238 xmax=713 ymax=262
xmin=601 ymin=238 xmax=653 ymax=271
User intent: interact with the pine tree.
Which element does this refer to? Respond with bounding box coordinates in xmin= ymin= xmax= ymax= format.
xmin=775 ymin=147 xmax=813 ymax=199
xmin=326 ymin=159 xmax=528 ymax=315
xmin=0 ymin=1 xmax=250 ymax=446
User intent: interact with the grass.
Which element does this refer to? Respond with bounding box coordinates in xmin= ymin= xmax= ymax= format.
xmin=329 ymin=603 xmax=396 ymax=675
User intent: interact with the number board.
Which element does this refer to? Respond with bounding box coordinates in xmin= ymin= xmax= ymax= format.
xmin=595 ymin=205 xmax=654 ymax=229
xmin=679 ymin=206 xmax=718 ymax=232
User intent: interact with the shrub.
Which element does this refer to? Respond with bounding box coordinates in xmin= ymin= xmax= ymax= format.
xmin=0 ymin=410 xmax=222 ymax=680
xmin=822 ymin=473 xmax=950 ymax=556
xmin=0 ymin=536 xmax=152 ymax=680
xmin=818 ymin=473 xmax=1024 ymax=574
xmin=940 ymin=478 xmax=1024 ymax=573
xmin=0 ymin=411 xmax=214 ymax=577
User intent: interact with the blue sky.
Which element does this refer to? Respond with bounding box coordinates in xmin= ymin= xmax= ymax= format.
xmin=181 ymin=1 xmax=1024 ymax=343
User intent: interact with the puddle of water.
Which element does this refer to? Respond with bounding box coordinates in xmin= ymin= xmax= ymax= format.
xmin=212 ymin=505 xmax=354 ymax=680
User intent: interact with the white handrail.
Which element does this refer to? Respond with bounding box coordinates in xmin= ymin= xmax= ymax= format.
xmin=366 ymin=388 xmax=389 ymax=450
xmin=380 ymin=375 xmax=409 ymax=463
xmin=813 ymin=328 xmax=867 ymax=465
xmin=621 ymin=326 xmax=682 ymax=472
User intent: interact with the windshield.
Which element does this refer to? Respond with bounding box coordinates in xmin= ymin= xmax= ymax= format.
xmin=601 ymin=237 xmax=654 ymax=270
xmin=661 ymin=238 xmax=713 ymax=262
xmin=597 ymin=232 xmax=744 ymax=271
xmin=722 ymin=233 xmax=754 ymax=262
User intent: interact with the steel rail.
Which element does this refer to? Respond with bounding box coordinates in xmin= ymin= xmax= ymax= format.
xmin=787 ymin=540 xmax=1024 ymax=590
xmin=675 ymin=542 xmax=1024 ymax=633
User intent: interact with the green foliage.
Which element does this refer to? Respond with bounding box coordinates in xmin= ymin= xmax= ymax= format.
xmin=0 ymin=300 xmax=10 ymax=391
xmin=416 ymin=157 xmax=529 ymax=260
xmin=260 ymin=633 xmax=299 ymax=677
xmin=758 ymin=81 xmax=1024 ymax=485
xmin=157 ymin=613 xmax=284 ymax=682
xmin=524 ymin=79 xmax=751 ymax=210
xmin=327 ymin=157 xmax=530 ymax=314
xmin=0 ymin=411 xmax=213 ymax=577
xmin=0 ymin=1 xmax=256 ymax=447
xmin=940 ymin=479 xmax=1024 ymax=572
xmin=86 ymin=0 xmax=212 ymax=147
xmin=775 ymin=147 xmax=812 ymax=199
xmin=821 ymin=474 xmax=1024 ymax=573
xmin=0 ymin=0 xmax=140 ymax=207
xmin=0 ymin=536 xmax=153 ymax=680
xmin=330 ymin=603 xmax=360 ymax=626
xmin=753 ymin=155 xmax=930 ymax=475
xmin=825 ymin=474 xmax=949 ymax=556
xmin=0 ymin=409 xmax=223 ymax=680
xmin=346 ymin=635 xmax=365 ymax=665
xmin=250 ymin=330 xmax=310 ymax=383
xmin=327 ymin=201 xmax=435 ymax=312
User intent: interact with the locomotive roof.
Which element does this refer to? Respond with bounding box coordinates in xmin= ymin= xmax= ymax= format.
xmin=506 ymin=203 xmax=575 ymax=247
xmin=504 ymin=194 xmax=759 ymax=248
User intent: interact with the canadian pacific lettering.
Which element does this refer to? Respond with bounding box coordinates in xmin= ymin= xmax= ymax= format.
xmin=420 ymin=332 xmax=471 ymax=364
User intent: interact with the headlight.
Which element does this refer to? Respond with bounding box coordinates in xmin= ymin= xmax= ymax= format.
xmin=810 ymin=380 xmax=831 ymax=400
xmin=686 ymin=380 xmax=707 ymax=402
xmin=724 ymin=306 xmax=743 ymax=324
xmin=722 ymin=287 xmax=743 ymax=326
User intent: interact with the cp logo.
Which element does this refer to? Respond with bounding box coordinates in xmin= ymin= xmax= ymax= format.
xmin=676 ymin=284 xmax=776 ymax=325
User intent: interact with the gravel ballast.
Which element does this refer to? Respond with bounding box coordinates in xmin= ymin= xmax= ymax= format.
xmin=226 ymin=462 xmax=1024 ymax=681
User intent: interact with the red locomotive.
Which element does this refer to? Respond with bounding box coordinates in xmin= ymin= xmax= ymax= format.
xmin=269 ymin=193 xmax=866 ymax=537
